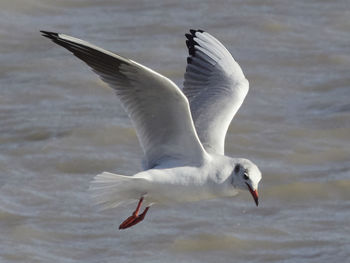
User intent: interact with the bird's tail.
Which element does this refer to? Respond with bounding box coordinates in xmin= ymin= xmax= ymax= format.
xmin=89 ymin=172 xmax=149 ymax=210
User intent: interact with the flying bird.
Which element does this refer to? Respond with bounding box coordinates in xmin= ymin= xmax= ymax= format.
xmin=41 ymin=29 xmax=262 ymax=230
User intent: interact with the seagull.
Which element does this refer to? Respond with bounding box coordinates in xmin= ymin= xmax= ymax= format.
xmin=41 ymin=29 xmax=262 ymax=230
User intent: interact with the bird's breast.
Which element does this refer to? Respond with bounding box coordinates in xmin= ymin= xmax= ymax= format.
xmin=141 ymin=166 xmax=221 ymax=204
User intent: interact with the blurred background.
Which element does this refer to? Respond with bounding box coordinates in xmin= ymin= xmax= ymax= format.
xmin=0 ymin=0 xmax=349 ymax=262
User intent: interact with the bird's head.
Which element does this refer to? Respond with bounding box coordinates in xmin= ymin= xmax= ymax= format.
xmin=230 ymin=158 xmax=261 ymax=206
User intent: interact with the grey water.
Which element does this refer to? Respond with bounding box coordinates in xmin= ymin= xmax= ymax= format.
xmin=1 ymin=0 xmax=349 ymax=262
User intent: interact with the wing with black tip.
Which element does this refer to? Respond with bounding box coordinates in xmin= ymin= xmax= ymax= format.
xmin=41 ymin=31 xmax=207 ymax=168
xmin=183 ymin=29 xmax=249 ymax=155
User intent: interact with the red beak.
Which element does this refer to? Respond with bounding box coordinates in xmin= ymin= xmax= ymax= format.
xmin=246 ymin=183 xmax=259 ymax=206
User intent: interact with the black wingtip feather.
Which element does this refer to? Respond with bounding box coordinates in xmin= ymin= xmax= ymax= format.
xmin=185 ymin=40 xmax=191 ymax=49
xmin=188 ymin=47 xmax=195 ymax=56
xmin=186 ymin=36 xmax=198 ymax=46
xmin=186 ymin=30 xmax=202 ymax=56
xmin=40 ymin=30 xmax=59 ymax=40
xmin=189 ymin=29 xmax=196 ymax=35
xmin=186 ymin=40 xmax=196 ymax=56
xmin=185 ymin=33 xmax=193 ymax=40
xmin=189 ymin=29 xmax=205 ymax=36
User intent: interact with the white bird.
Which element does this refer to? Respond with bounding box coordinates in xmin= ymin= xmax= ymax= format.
xmin=41 ymin=29 xmax=261 ymax=230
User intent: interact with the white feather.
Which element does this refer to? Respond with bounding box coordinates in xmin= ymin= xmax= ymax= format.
xmin=89 ymin=172 xmax=150 ymax=210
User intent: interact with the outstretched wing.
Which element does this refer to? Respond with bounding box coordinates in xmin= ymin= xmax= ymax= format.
xmin=41 ymin=31 xmax=207 ymax=169
xmin=183 ymin=30 xmax=249 ymax=155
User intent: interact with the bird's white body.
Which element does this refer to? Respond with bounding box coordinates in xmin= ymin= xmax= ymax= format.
xmin=41 ymin=29 xmax=262 ymax=226
xmin=139 ymin=156 xmax=240 ymax=204
xmin=91 ymin=154 xmax=260 ymax=208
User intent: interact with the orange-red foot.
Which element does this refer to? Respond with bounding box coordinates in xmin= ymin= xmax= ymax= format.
xmin=119 ymin=197 xmax=150 ymax=230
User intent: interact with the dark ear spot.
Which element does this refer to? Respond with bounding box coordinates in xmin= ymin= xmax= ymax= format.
xmin=234 ymin=164 xmax=241 ymax=174
xmin=243 ymin=172 xmax=249 ymax=180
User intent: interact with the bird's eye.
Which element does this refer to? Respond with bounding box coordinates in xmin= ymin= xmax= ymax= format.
xmin=243 ymin=172 xmax=249 ymax=180
xmin=234 ymin=164 xmax=240 ymax=174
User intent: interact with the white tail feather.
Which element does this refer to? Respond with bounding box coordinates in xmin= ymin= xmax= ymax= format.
xmin=89 ymin=172 xmax=149 ymax=210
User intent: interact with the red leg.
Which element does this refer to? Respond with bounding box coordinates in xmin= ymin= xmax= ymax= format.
xmin=119 ymin=197 xmax=150 ymax=230
xmin=133 ymin=196 xmax=144 ymax=216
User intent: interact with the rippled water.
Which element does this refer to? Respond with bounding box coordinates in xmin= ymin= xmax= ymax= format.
xmin=1 ymin=0 xmax=349 ymax=262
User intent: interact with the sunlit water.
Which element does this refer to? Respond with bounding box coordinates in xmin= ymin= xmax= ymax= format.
xmin=1 ymin=0 xmax=349 ymax=262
